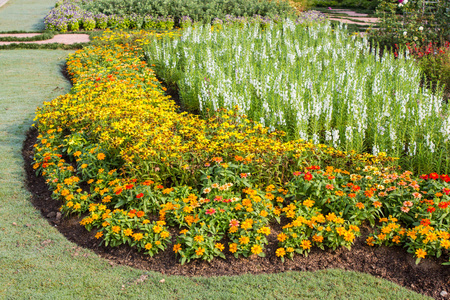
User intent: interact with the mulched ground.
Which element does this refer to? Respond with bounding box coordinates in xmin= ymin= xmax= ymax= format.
xmin=23 ymin=128 xmax=450 ymax=300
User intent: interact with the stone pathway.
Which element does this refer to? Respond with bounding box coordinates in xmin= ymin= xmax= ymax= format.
xmin=0 ymin=33 xmax=90 ymax=45
xmin=325 ymin=8 xmax=379 ymax=26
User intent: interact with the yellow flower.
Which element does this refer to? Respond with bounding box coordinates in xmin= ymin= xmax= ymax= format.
xmin=97 ymin=153 xmax=106 ymax=160
xmin=173 ymin=243 xmax=181 ymax=253
xmin=229 ymin=243 xmax=238 ymax=253
xmin=303 ymin=199 xmax=314 ymax=208
xmin=275 ymin=248 xmax=286 ymax=257
xmin=194 ymin=235 xmax=204 ymax=242
xmin=239 ymin=236 xmax=250 ymax=245
xmin=123 ymin=228 xmax=133 ymax=236
xmin=277 ymin=232 xmax=288 ymax=242
xmin=133 ymin=233 xmax=144 ymax=241
xmin=415 ymin=248 xmax=427 ymax=259
xmin=257 ymin=226 xmax=271 ymax=236
xmin=301 ymin=239 xmax=311 ymax=250
xmin=95 ymin=232 xmax=103 ymax=239
xmin=251 ymin=244 xmax=263 ymax=255
xmin=145 ymin=243 xmax=153 ymax=250
xmin=195 ymin=247 xmax=205 ymax=256
xmin=215 ymin=243 xmax=225 ymax=251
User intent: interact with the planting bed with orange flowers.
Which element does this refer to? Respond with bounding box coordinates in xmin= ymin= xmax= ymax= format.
xmin=25 ymin=30 xmax=450 ymax=298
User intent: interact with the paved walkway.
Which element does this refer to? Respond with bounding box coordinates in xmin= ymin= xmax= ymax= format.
xmin=325 ymin=8 xmax=379 ymax=26
xmin=0 ymin=33 xmax=90 ymax=45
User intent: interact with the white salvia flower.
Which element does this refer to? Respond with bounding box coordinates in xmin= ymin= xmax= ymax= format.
xmin=345 ymin=126 xmax=353 ymax=141
xmin=373 ymin=144 xmax=379 ymax=156
xmin=332 ymin=129 xmax=340 ymax=149
xmin=312 ymin=133 xmax=319 ymax=145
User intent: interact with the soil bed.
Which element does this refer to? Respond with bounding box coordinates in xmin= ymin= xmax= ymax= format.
xmin=23 ymin=128 xmax=449 ymax=299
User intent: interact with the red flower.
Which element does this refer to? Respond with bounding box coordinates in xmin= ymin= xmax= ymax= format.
xmin=443 ymin=188 xmax=450 ymax=195
xmin=115 ymin=188 xmax=123 ymax=195
xmin=136 ymin=193 xmax=144 ymax=199
xmin=420 ymin=218 xmax=431 ymax=226
xmin=136 ymin=211 xmax=145 ymax=218
xmin=306 ymin=165 xmax=320 ymax=170
xmin=438 ymin=202 xmax=449 ymax=209
xmin=125 ymin=184 xmax=134 ymax=190
xmin=304 ymin=172 xmax=313 ymax=181
xmin=429 ymin=173 xmax=439 ymax=180
xmin=419 ymin=174 xmax=429 ymax=180
xmin=427 ymin=206 xmax=436 ymax=213
xmin=293 ymin=171 xmax=301 ymax=176
xmin=441 ymin=175 xmax=450 ymax=182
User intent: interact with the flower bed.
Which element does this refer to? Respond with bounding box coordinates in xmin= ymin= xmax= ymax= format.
xmin=145 ymin=20 xmax=449 ymax=175
xmin=44 ymin=0 xmax=298 ymax=32
xmin=32 ymin=28 xmax=450 ymax=265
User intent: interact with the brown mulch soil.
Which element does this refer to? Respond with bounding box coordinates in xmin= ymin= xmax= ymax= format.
xmin=22 ymin=128 xmax=450 ymax=300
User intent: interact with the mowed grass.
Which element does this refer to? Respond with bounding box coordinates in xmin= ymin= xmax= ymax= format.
xmin=0 ymin=49 xmax=430 ymax=299
xmin=0 ymin=0 xmax=57 ymax=31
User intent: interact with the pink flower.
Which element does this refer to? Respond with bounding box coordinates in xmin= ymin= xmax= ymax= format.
xmin=400 ymin=206 xmax=410 ymax=213
xmin=412 ymin=192 xmax=422 ymax=199
xmin=206 ymin=208 xmax=216 ymax=215
xmin=403 ymin=200 xmax=413 ymax=207
xmin=229 ymin=219 xmax=240 ymax=227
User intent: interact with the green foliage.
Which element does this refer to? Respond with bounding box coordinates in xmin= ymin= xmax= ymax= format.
xmin=81 ymin=0 xmax=296 ymax=25
xmin=407 ymin=42 xmax=450 ymax=94
xmin=371 ymin=0 xmax=450 ymax=48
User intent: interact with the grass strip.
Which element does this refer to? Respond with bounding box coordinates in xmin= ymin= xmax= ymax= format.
xmin=0 ymin=31 xmax=55 ymax=42
xmin=0 ymin=0 xmax=58 ymax=31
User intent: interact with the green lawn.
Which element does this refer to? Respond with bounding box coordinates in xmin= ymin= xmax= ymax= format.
xmin=0 ymin=48 xmax=431 ymax=299
xmin=0 ymin=0 xmax=57 ymax=31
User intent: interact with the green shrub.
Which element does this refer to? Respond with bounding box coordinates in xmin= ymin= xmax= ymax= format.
xmin=81 ymin=0 xmax=296 ymax=25
xmin=371 ymin=0 xmax=450 ymax=48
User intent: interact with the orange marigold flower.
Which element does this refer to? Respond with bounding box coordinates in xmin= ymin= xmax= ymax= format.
xmin=312 ymin=234 xmax=324 ymax=243
xmin=251 ymin=244 xmax=263 ymax=255
xmin=215 ymin=243 xmax=225 ymax=251
xmin=229 ymin=243 xmax=238 ymax=253
xmin=95 ymin=232 xmax=103 ymax=239
xmin=239 ymin=236 xmax=250 ymax=245
xmin=173 ymin=243 xmax=181 ymax=253
xmin=133 ymin=233 xmax=144 ymax=241
xmin=194 ymin=235 xmax=204 ymax=242
xmin=275 ymin=248 xmax=286 ymax=257
xmin=441 ymin=239 xmax=450 ymax=249
xmin=303 ymin=199 xmax=314 ymax=208
xmin=97 ymin=153 xmax=106 ymax=160
xmin=301 ymin=240 xmax=311 ymax=250
xmin=373 ymin=201 xmax=382 ymax=208
xmin=145 ymin=243 xmax=153 ymax=250
xmin=366 ymin=236 xmax=375 ymax=246
xmin=196 ymin=247 xmax=205 ymax=256
xmin=415 ymin=248 xmax=427 ymax=259
xmin=277 ymin=232 xmax=288 ymax=242
xmin=123 ymin=228 xmax=133 ymax=236
xmin=355 ymin=202 xmax=364 ymax=209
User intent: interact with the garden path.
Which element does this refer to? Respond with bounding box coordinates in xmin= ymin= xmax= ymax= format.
xmin=325 ymin=8 xmax=379 ymax=26
xmin=0 ymin=33 xmax=90 ymax=45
